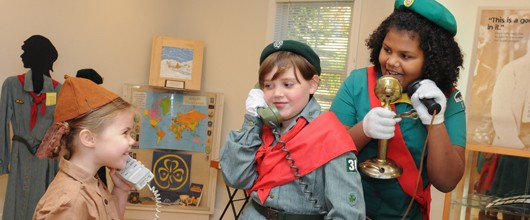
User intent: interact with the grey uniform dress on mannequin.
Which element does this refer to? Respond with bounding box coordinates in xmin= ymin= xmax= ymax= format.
xmin=0 ymin=35 xmax=61 ymax=220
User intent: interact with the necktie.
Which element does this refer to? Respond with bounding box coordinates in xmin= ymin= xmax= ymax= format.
xmin=28 ymin=92 xmax=46 ymax=130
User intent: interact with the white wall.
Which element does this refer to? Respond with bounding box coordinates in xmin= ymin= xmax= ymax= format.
xmin=1 ymin=0 xmax=530 ymax=220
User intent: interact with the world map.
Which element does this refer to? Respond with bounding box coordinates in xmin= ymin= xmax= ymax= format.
xmin=139 ymin=91 xmax=208 ymax=152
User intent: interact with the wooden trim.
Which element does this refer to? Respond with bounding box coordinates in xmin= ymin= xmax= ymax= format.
xmin=466 ymin=143 xmax=530 ymax=158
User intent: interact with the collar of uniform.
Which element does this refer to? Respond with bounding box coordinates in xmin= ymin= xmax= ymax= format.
xmin=277 ymin=97 xmax=321 ymax=136
xmin=59 ymin=156 xmax=99 ymax=185
xmin=23 ymin=70 xmax=56 ymax=94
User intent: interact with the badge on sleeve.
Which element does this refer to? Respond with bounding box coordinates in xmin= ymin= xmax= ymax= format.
xmin=346 ymin=158 xmax=357 ymax=172
xmin=347 ymin=191 xmax=358 ymax=206
xmin=454 ymin=91 xmax=465 ymax=110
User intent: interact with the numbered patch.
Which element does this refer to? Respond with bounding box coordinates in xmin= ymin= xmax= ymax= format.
xmin=346 ymin=158 xmax=357 ymax=172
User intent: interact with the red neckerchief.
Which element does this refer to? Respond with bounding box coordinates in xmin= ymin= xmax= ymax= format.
xmin=17 ymin=74 xmax=59 ymax=130
xmin=249 ymin=112 xmax=357 ymax=204
xmin=367 ymin=67 xmax=431 ymax=220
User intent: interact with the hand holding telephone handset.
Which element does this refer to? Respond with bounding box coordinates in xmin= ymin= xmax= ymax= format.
xmin=407 ymin=79 xmax=446 ymax=125
xmin=117 ymin=156 xmax=154 ymax=190
xmin=117 ymin=156 xmax=161 ymax=220
xmin=246 ymin=88 xmax=283 ymax=128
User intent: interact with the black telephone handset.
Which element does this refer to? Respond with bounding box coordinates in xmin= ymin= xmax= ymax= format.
xmin=257 ymin=105 xmax=282 ymax=128
xmin=407 ymin=80 xmax=441 ymax=115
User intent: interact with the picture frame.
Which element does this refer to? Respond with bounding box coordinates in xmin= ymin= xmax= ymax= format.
xmin=148 ymin=36 xmax=204 ymax=90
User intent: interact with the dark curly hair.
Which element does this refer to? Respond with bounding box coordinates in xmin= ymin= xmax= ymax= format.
xmin=366 ymin=9 xmax=464 ymax=95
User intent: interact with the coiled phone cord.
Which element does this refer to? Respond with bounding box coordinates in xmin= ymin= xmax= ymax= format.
xmin=147 ymin=184 xmax=162 ymax=220
xmin=273 ymin=129 xmax=331 ymax=219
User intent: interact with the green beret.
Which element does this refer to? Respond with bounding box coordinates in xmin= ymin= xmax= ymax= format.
xmin=395 ymin=0 xmax=457 ymax=36
xmin=259 ymin=40 xmax=321 ymax=75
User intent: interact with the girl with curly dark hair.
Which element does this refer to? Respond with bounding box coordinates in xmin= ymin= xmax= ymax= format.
xmin=330 ymin=0 xmax=466 ymax=219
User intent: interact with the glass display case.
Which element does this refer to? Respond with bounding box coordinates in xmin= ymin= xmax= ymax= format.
xmin=444 ymin=144 xmax=530 ymax=219
xmin=119 ymin=84 xmax=224 ymax=220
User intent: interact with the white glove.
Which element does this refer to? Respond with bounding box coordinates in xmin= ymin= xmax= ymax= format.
xmin=362 ymin=107 xmax=402 ymax=140
xmin=245 ymin=89 xmax=268 ymax=117
xmin=410 ymin=79 xmax=447 ymax=125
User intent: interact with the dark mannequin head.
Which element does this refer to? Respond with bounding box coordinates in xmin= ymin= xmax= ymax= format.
xmin=21 ymin=35 xmax=58 ymax=76
xmin=76 ymin=68 xmax=103 ymax=85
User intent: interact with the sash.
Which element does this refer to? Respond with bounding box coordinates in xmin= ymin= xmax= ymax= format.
xmin=367 ymin=67 xmax=431 ymax=220
xmin=249 ymin=112 xmax=357 ymax=204
xmin=17 ymin=74 xmax=59 ymax=130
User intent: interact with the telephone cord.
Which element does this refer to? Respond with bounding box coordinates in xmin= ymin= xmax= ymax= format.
xmin=400 ymin=110 xmax=436 ymax=220
xmin=277 ymin=138 xmax=330 ymax=218
xmin=148 ymin=184 xmax=162 ymax=220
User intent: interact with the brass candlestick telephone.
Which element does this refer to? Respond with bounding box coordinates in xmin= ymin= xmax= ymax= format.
xmin=359 ymin=76 xmax=404 ymax=179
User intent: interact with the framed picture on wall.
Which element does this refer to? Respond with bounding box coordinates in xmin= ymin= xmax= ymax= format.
xmin=148 ymin=36 xmax=204 ymax=90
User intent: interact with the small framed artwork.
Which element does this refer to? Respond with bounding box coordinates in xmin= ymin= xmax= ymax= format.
xmin=148 ymin=36 xmax=204 ymax=90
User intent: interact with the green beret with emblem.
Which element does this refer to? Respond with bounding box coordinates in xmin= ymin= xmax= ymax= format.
xmin=395 ymin=0 xmax=457 ymax=36
xmin=259 ymin=40 xmax=321 ymax=75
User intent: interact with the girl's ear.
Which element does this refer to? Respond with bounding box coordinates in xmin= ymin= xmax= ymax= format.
xmin=78 ymin=129 xmax=96 ymax=148
xmin=309 ymin=75 xmax=320 ymax=94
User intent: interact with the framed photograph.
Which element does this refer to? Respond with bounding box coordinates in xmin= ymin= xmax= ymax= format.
xmin=148 ymin=36 xmax=204 ymax=90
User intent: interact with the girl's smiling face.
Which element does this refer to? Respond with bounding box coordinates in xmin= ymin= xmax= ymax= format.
xmin=379 ymin=27 xmax=425 ymax=90
xmin=94 ymin=110 xmax=136 ymax=169
xmin=262 ymin=66 xmax=318 ymax=127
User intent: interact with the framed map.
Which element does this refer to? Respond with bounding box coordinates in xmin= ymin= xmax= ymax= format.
xmin=122 ymin=84 xmax=222 ymax=153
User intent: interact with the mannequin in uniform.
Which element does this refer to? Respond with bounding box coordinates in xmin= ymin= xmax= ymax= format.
xmin=0 ymin=35 xmax=61 ymax=220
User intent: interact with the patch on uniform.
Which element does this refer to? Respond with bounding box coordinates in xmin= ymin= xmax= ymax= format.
xmin=347 ymin=191 xmax=358 ymax=206
xmin=454 ymin=91 xmax=465 ymax=110
xmin=346 ymin=158 xmax=357 ymax=172
xmin=15 ymin=99 xmax=24 ymax=104
xmin=403 ymin=0 xmax=414 ymax=7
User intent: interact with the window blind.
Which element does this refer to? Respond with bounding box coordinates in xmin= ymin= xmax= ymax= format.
xmin=274 ymin=1 xmax=354 ymax=111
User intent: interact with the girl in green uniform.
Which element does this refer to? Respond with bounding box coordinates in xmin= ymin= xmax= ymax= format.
xmin=330 ymin=0 xmax=466 ymax=219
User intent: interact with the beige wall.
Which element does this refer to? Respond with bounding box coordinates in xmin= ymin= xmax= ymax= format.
xmin=1 ymin=0 xmax=530 ymax=219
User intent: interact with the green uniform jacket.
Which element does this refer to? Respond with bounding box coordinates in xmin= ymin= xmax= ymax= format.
xmin=330 ymin=67 xmax=466 ymax=219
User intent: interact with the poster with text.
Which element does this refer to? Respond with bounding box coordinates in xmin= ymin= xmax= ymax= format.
xmin=467 ymin=8 xmax=530 ymax=149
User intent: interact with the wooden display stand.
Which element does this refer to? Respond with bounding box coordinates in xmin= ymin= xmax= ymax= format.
xmin=121 ymin=84 xmax=224 ymax=220
xmin=443 ymin=144 xmax=530 ymax=219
